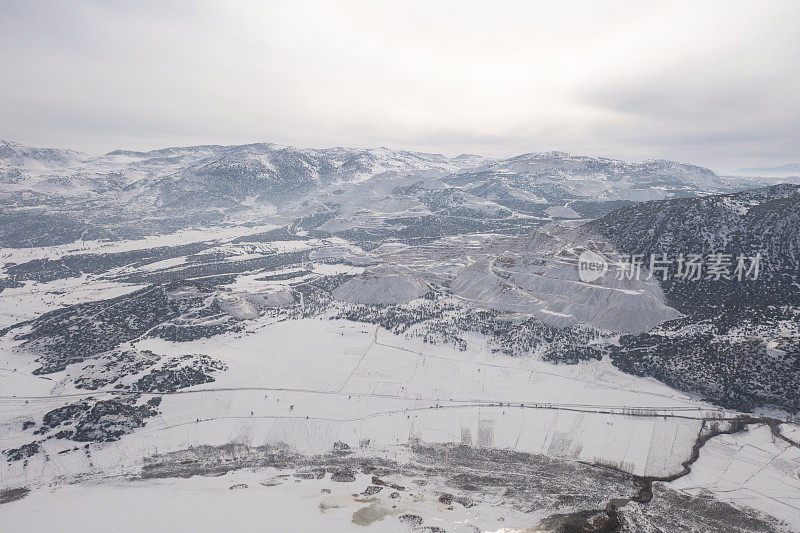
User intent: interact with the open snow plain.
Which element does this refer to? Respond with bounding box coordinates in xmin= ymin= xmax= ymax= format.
xmin=1 ymin=224 xmax=798 ymax=532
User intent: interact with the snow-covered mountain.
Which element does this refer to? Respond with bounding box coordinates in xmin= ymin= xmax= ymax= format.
xmin=731 ymin=162 xmax=800 ymax=178
xmin=585 ymin=184 xmax=800 ymax=413
xmin=0 ymin=140 xmax=736 ymax=250
xmin=2 ymin=141 xmax=799 ymax=532
xmin=487 ymin=151 xmax=723 ymax=190
xmin=0 ymin=140 xmax=86 ymax=168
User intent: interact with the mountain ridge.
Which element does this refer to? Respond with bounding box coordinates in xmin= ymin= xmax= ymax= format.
xmin=0 ymin=139 xmax=737 ymax=249
xmin=732 ymin=163 xmax=800 ymax=177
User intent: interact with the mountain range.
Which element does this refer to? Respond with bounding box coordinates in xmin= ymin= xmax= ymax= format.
xmin=731 ymin=163 xmax=800 ymax=178
xmin=0 ymin=139 xmax=737 ymax=248
xmin=2 ymin=140 xmax=799 ymax=531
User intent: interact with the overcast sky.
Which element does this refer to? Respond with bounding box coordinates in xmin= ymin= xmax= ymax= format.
xmin=1 ymin=0 xmax=798 ymax=171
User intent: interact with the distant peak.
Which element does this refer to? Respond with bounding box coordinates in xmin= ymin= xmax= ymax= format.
xmin=510 ymin=151 xmax=572 ymax=160
xmin=106 ymin=149 xmax=147 ymax=157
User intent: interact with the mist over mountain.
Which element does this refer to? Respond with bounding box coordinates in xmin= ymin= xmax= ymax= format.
xmin=731 ymin=163 xmax=800 ymax=178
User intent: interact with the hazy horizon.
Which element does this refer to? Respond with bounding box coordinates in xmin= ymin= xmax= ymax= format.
xmin=1 ymin=0 xmax=798 ymax=173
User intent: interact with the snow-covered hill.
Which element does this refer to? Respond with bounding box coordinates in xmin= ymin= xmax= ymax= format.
xmin=1 ymin=141 xmax=799 ymax=531
xmin=0 ymin=140 xmax=735 ymax=249
xmin=584 ymin=184 xmax=800 ymax=413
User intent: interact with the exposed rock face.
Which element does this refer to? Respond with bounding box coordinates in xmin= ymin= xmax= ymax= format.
xmin=333 ymin=265 xmax=429 ymax=304
xmin=308 ymin=243 xmax=374 ymax=265
xmin=449 ymin=225 xmax=680 ymax=334
xmin=215 ymin=288 xmax=294 ymax=319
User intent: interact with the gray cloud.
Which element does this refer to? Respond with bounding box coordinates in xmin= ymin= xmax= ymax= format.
xmin=0 ymin=0 xmax=798 ymax=172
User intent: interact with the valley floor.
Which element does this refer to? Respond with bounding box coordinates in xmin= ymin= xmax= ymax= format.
xmin=1 ymin=216 xmax=799 ymax=532
xmin=2 ymin=317 xmax=799 ymax=531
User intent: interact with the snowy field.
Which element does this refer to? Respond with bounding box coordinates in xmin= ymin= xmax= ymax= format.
xmin=2 ymin=315 xmax=799 ymax=529
xmin=0 ymin=217 xmax=798 ymax=531
xmin=0 ymin=474 xmax=417 ymax=533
